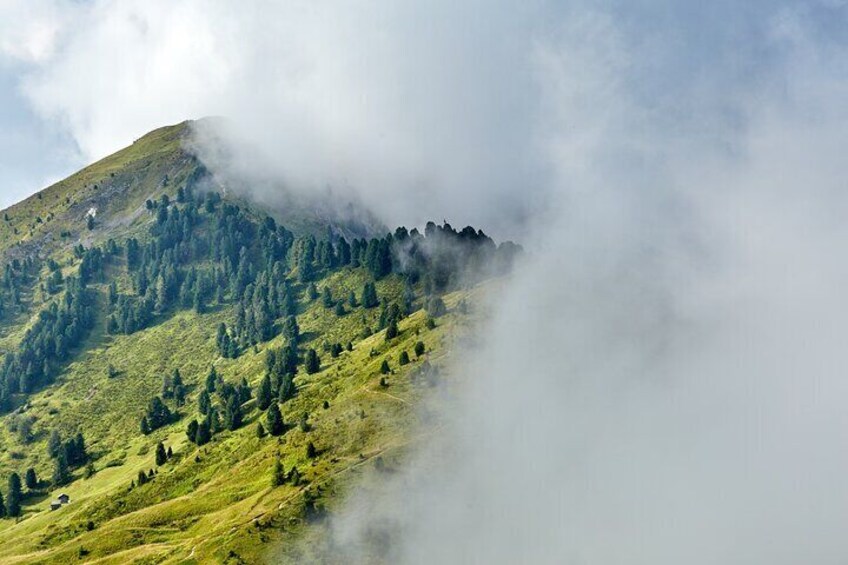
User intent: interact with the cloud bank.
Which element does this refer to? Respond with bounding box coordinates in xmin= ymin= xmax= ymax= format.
xmin=5 ymin=1 xmax=848 ymax=563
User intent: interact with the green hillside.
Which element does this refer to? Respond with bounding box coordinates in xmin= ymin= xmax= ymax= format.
xmin=0 ymin=123 xmax=517 ymax=563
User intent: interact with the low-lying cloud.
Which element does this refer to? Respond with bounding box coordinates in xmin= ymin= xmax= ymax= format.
xmin=6 ymin=1 xmax=848 ymax=563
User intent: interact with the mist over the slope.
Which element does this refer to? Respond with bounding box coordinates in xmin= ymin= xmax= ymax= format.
xmin=323 ymin=4 xmax=848 ymax=565
xmin=7 ymin=1 xmax=848 ymax=563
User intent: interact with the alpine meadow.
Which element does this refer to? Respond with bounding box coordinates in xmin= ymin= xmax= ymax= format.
xmin=0 ymin=120 xmax=519 ymax=563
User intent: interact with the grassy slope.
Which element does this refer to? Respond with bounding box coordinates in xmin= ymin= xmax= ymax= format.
xmin=0 ymin=123 xmax=488 ymax=563
xmin=0 ymin=274 xmax=475 ymax=564
xmin=0 ymin=122 xmax=196 ymax=260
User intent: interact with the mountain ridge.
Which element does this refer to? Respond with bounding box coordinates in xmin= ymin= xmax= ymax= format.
xmin=0 ymin=121 xmax=515 ymax=563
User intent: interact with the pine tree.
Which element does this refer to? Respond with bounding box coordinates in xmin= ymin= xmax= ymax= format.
xmin=155 ymin=442 xmax=167 ymax=466
xmin=205 ymin=366 xmax=218 ymax=393
xmin=172 ymin=368 xmax=185 ymax=406
xmin=361 ymin=282 xmax=378 ymax=308
xmin=306 ymin=441 xmax=317 ymax=459
xmin=348 ymin=290 xmax=357 ymax=308
xmin=74 ymin=432 xmax=87 ymax=465
xmin=195 ymin=420 xmax=211 ymax=446
xmin=399 ymin=351 xmax=410 ymax=365
xmin=198 ymin=390 xmax=211 ymax=415
xmin=305 ymin=349 xmax=320 ymax=374
xmin=414 ymin=341 xmax=426 ymax=356
xmin=282 ymin=316 xmax=300 ymax=346
xmin=266 ymin=403 xmax=285 ymax=436
xmin=256 ymin=422 xmax=266 ymax=438
xmin=426 ymin=296 xmax=447 ymax=317
xmin=186 ymin=419 xmax=199 ymax=443
xmin=6 ymin=473 xmax=22 ymax=517
xmin=25 ymin=468 xmax=37 ymax=490
xmin=334 ymin=301 xmax=346 ymax=316
xmin=385 ymin=319 xmax=399 ymax=340
xmin=279 ymin=372 xmax=296 ymax=402
xmin=307 ymin=283 xmax=318 ymax=301
xmin=380 ymin=360 xmax=391 ymax=375
xmin=140 ymin=416 xmax=151 ymax=435
xmin=256 ymin=375 xmax=273 ymax=411
xmin=52 ymin=452 xmax=71 ymax=487
xmin=322 ymin=286 xmax=334 ymax=308
xmin=225 ymin=395 xmax=243 ymax=431
xmin=0 ymin=492 xmax=5 ymax=518
xmin=48 ymin=430 xmax=63 ymax=459
xmin=272 ymin=457 xmax=285 ymax=487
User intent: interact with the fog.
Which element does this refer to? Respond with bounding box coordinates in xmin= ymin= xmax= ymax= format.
xmin=7 ymin=0 xmax=848 ymax=563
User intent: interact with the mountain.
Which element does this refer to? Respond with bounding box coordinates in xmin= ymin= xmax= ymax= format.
xmin=0 ymin=121 xmax=517 ymax=563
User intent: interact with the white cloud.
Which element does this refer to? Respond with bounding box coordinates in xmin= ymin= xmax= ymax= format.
xmin=4 ymin=1 xmax=848 ymax=563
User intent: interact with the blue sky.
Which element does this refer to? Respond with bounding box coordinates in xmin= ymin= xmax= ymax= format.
xmin=0 ymin=62 xmax=81 ymax=208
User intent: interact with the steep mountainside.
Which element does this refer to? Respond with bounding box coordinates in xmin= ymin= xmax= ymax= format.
xmin=0 ymin=123 xmax=517 ymax=563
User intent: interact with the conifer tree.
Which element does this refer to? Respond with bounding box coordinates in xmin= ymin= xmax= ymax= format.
xmin=305 ymin=349 xmax=320 ymax=374
xmin=361 ymin=282 xmax=378 ymax=308
xmin=0 ymin=492 xmax=5 ymax=518
xmin=306 ymin=442 xmax=317 ymax=459
xmin=205 ymin=366 xmax=217 ymax=393
xmin=414 ymin=341 xmax=426 ymax=356
xmin=195 ymin=420 xmax=211 ymax=446
xmin=282 ymin=316 xmax=300 ymax=346
xmin=140 ymin=416 xmax=151 ymax=435
xmin=256 ymin=375 xmax=273 ymax=411
xmin=399 ymin=351 xmax=410 ymax=365
xmin=172 ymin=369 xmax=185 ymax=406
xmin=186 ymin=419 xmax=199 ymax=443
xmin=380 ymin=360 xmax=391 ymax=375
xmin=322 ymin=287 xmax=334 ymax=308
xmin=267 ymin=403 xmax=285 ymax=436
xmin=25 ymin=468 xmax=37 ymax=490
xmin=385 ymin=320 xmax=399 ymax=340
xmin=52 ymin=452 xmax=71 ymax=486
xmin=48 ymin=430 xmax=62 ymax=459
xmin=272 ymin=457 xmax=285 ymax=487
xmin=155 ymin=442 xmax=167 ymax=466
xmin=225 ymin=395 xmax=243 ymax=431
xmin=198 ymin=390 xmax=211 ymax=415
xmin=6 ymin=473 xmax=22 ymax=517
xmin=256 ymin=422 xmax=266 ymax=438
xmin=279 ymin=372 xmax=296 ymax=402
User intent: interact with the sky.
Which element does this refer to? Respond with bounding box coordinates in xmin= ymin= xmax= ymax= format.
xmin=4 ymin=1 xmax=848 ymax=563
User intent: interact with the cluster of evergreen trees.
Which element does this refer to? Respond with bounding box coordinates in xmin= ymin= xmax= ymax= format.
xmin=185 ymin=367 xmax=251 ymax=446
xmin=140 ymin=396 xmax=174 ymax=435
xmin=0 ymin=465 xmax=44 ymax=519
xmin=101 ymin=187 xmax=518 ymax=369
xmin=1 ymin=256 xmax=40 ymax=318
xmin=0 ymin=276 xmax=95 ymax=411
xmin=48 ymin=430 xmax=88 ymax=487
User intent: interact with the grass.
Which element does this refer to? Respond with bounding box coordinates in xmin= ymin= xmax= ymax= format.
xmin=0 ymin=278 xmax=475 ymax=563
xmin=0 ymin=119 xmax=491 ymax=563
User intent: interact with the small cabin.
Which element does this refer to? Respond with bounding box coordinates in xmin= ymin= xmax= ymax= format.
xmin=50 ymin=501 xmax=62 ymax=511
xmin=57 ymin=493 xmax=70 ymax=504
